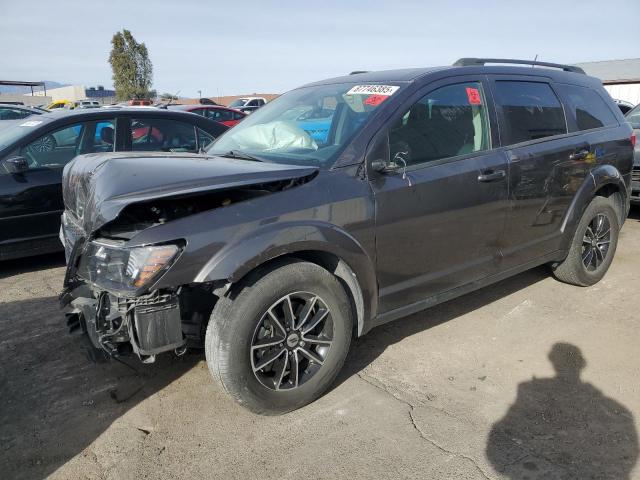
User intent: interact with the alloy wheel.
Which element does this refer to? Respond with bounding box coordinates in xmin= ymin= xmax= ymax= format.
xmin=29 ymin=135 xmax=55 ymax=152
xmin=250 ymin=292 xmax=333 ymax=391
xmin=582 ymin=213 xmax=611 ymax=271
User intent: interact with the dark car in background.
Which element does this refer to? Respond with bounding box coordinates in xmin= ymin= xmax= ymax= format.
xmin=60 ymin=58 xmax=633 ymax=414
xmin=626 ymin=103 xmax=640 ymax=203
xmin=0 ymin=103 xmax=48 ymax=120
xmin=614 ymin=98 xmax=635 ymax=115
xmin=0 ymin=108 xmax=227 ymax=260
xmin=166 ymin=104 xmax=246 ymax=127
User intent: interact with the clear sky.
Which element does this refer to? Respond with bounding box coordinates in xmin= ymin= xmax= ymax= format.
xmin=1 ymin=0 xmax=638 ymax=98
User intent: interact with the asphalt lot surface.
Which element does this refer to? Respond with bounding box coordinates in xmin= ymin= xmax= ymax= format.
xmin=1 ymin=207 xmax=639 ymax=480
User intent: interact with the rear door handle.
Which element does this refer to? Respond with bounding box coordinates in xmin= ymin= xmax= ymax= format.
xmin=569 ymin=149 xmax=590 ymax=160
xmin=478 ymin=169 xmax=506 ymax=182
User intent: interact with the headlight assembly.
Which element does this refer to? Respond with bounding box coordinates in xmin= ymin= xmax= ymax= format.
xmin=78 ymin=240 xmax=181 ymax=293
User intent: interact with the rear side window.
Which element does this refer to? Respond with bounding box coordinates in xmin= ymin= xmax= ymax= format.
xmin=205 ymin=109 xmax=234 ymax=122
xmin=556 ymin=84 xmax=618 ymax=131
xmin=494 ymin=81 xmax=567 ymax=145
xmin=129 ymin=118 xmax=197 ymax=152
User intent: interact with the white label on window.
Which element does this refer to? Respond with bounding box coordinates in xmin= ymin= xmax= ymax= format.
xmin=19 ymin=120 xmax=43 ymax=127
xmin=346 ymin=85 xmax=400 ymax=96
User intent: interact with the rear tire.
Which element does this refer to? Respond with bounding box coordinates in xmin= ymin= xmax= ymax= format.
xmin=552 ymin=196 xmax=620 ymax=286
xmin=205 ymin=260 xmax=353 ymax=415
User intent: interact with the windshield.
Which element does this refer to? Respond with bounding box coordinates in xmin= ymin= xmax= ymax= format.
xmin=228 ymin=99 xmax=246 ymax=108
xmin=626 ymin=104 xmax=640 ymax=128
xmin=207 ymin=82 xmax=402 ymax=168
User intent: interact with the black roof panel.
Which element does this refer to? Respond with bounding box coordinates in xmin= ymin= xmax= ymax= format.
xmin=298 ymin=63 xmax=601 ymax=89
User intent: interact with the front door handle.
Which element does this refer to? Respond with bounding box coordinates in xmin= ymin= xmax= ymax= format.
xmin=569 ymin=149 xmax=590 ymax=160
xmin=478 ymin=169 xmax=506 ymax=182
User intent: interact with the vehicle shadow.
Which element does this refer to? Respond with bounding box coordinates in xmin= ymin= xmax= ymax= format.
xmin=0 ymin=251 xmax=66 ymax=280
xmin=0 ymin=294 xmax=199 ymax=480
xmin=627 ymin=204 xmax=640 ymax=221
xmin=335 ymin=265 xmax=550 ymax=388
xmin=485 ymin=343 xmax=638 ymax=478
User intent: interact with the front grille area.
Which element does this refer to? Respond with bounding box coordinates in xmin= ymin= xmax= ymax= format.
xmin=632 ymin=167 xmax=640 ymax=183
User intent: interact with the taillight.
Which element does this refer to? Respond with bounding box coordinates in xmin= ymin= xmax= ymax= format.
xmin=631 ymin=133 xmax=637 ymax=147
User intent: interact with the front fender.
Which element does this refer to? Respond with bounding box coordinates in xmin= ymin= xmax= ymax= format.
xmin=195 ymin=221 xmax=378 ymax=334
xmin=560 ymin=164 xmax=629 ymax=250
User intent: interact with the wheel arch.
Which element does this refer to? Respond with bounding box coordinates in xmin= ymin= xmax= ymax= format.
xmin=196 ymin=223 xmax=378 ymax=336
xmin=560 ymin=164 xmax=628 ymax=251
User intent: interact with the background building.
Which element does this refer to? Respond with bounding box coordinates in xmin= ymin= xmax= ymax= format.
xmin=574 ymin=58 xmax=640 ymax=105
xmin=30 ymin=84 xmax=116 ymax=105
xmin=0 ymin=80 xmax=51 ymax=106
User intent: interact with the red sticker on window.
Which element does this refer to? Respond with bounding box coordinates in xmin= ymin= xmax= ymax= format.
xmin=364 ymin=94 xmax=387 ymax=106
xmin=466 ymin=87 xmax=482 ymax=105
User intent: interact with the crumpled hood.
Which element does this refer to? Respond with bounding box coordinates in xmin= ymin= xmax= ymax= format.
xmin=62 ymin=151 xmax=318 ymax=234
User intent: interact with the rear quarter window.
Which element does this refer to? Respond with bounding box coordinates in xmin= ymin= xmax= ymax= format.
xmin=494 ymin=81 xmax=567 ymax=146
xmin=555 ymin=84 xmax=618 ymax=131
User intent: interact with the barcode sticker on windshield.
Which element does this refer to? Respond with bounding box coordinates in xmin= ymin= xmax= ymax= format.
xmin=347 ymin=85 xmax=399 ymax=96
xmin=19 ymin=120 xmax=43 ymax=127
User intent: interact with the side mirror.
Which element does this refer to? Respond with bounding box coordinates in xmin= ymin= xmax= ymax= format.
xmin=3 ymin=156 xmax=29 ymax=174
xmin=371 ymin=159 xmax=397 ymax=173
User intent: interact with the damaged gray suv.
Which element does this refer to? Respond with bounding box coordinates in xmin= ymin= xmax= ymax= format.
xmin=60 ymin=59 xmax=634 ymax=414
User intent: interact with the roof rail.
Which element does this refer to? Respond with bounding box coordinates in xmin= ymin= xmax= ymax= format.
xmin=453 ymin=58 xmax=585 ymax=74
xmin=349 ymin=71 xmax=369 ymax=75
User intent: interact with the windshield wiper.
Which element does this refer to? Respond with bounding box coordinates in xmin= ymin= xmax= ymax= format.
xmin=220 ymin=150 xmax=263 ymax=162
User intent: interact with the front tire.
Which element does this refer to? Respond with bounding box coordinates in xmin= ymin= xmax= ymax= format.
xmin=552 ymin=196 xmax=620 ymax=286
xmin=205 ymin=260 xmax=353 ymax=415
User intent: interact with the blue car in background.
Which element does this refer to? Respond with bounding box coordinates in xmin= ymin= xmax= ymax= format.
xmin=297 ymin=116 xmax=333 ymax=143
xmin=286 ymin=107 xmax=334 ymax=143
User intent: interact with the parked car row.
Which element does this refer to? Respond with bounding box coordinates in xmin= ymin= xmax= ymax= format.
xmin=51 ymin=58 xmax=635 ymax=414
xmin=0 ymin=108 xmax=227 ymax=260
xmin=164 ymin=104 xmax=246 ymax=127
xmin=0 ymin=103 xmax=49 ymax=120
xmin=626 ymin=103 xmax=640 ymax=203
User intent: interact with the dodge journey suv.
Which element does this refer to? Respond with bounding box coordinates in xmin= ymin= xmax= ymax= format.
xmin=60 ymin=58 xmax=634 ymax=414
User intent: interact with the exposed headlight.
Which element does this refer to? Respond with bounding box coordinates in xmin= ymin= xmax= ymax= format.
xmin=78 ymin=240 xmax=181 ymax=293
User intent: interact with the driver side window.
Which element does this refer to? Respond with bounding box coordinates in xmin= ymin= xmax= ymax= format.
xmin=389 ymin=82 xmax=490 ymax=167
xmin=20 ymin=123 xmax=85 ymax=169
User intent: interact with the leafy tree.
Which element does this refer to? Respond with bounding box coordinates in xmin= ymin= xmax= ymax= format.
xmin=160 ymin=92 xmax=179 ymax=101
xmin=108 ymin=29 xmax=153 ymax=101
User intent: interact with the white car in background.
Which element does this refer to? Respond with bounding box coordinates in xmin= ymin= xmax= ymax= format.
xmin=66 ymin=100 xmax=101 ymax=109
xmin=227 ymin=97 xmax=267 ymax=114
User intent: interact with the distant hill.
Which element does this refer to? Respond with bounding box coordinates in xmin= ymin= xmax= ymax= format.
xmin=0 ymin=81 xmax=67 ymax=94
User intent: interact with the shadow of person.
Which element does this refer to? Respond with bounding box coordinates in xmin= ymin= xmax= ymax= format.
xmin=486 ymin=343 xmax=638 ymax=479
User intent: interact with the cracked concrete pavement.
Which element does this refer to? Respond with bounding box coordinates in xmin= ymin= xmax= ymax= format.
xmin=1 ymin=208 xmax=639 ymax=480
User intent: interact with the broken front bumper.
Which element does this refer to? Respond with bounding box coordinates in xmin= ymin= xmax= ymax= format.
xmin=59 ymin=209 xmax=219 ymax=362
xmin=62 ymin=284 xmax=185 ymax=360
